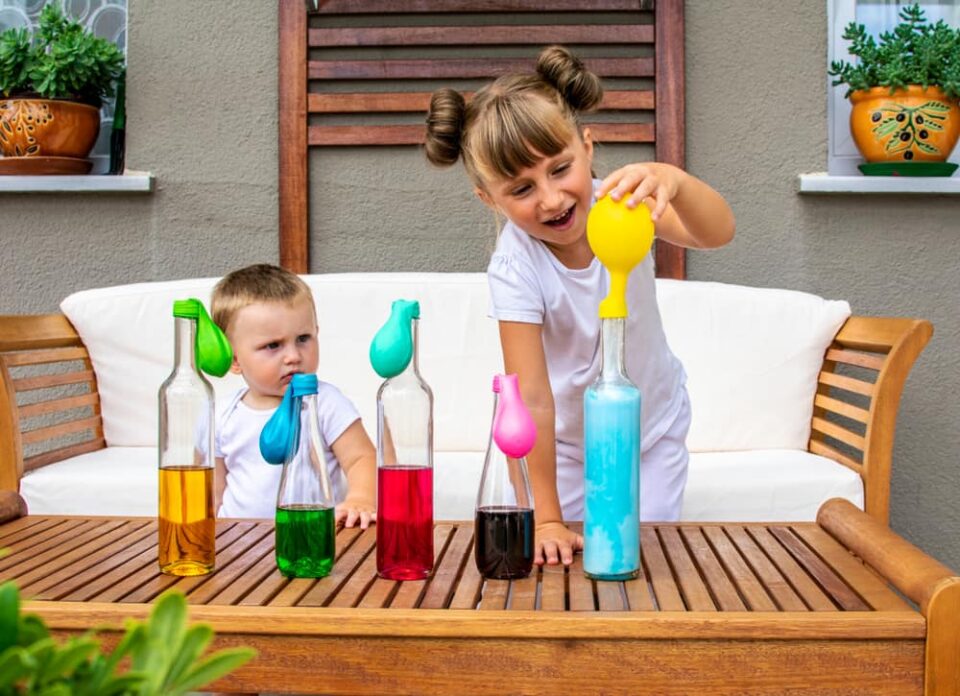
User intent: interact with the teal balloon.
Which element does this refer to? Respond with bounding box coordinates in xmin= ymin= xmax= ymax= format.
xmin=370 ymin=299 xmax=420 ymax=378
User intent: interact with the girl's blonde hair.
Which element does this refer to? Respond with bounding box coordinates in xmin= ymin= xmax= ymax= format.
xmin=211 ymin=264 xmax=315 ymax=336
xmin=424 ymin=45 xmax=602 ymax=188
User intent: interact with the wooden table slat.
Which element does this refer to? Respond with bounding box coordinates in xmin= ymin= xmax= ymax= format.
xmin=792 ymin=525 xmax=913 ymax=612
xmin=507 ymin=571 xmax=538 ymax=610
xmin=187 ymin=526 xmax=277 ymax=605
xmin=268 ymin=526 xmax=364 ymax=607
xmin=478 ymin=579 xmax=509 ymax=610
xmin=659 ymin=526 xmax=717 ymax=611
xmin=389 ymin=525 xmax=454 ymax=608
xmin=596 ymin=578 xmax=626 ymax=611
xmin=681 ymin=527 xmax=747 ymax=611
xmin=770 ymin=526 xmax=871 ymax=611
xmin=0 ymin=518 xmax=95 ymax=571
xmin=702 ymin=526 xmax=778 ymax=612
xmin=419 ymin=523 xmax=473 ymax=609
xmin=298 ymin=526 xmax=378 ymax=607
xmin=623 ymin=568 xmax=656 ymax=611
xmin=640 ymin=527 xmax=686 ymax=611
xmin=18 ymin=521 xmax=154 ymax=597
xmin=725 ymin=526 xmax=808 ymax=611
xmin=0 ymin=514 xmax=61 ymax=543
xmin=122 ymin=522 xmax=267 ymax=604
xmin=96 ymin=522 xmax=243 ymax=604
xmin=447 ymin=533 xmax=483 ymax=610
xmin=1 ymin=519 xmax=124 ymax=581
xmin=538 ymin=563 xmax=566 ymax=611
xmin=748 ymin=526 xmax=838 ymax=611
xmin=568 ymin=555 xmax=596 ymax=611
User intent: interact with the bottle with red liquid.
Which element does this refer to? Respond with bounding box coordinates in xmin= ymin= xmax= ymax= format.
xmin=370 ymin=300 xmax=434 ymax=580
xmin=475 ymin=374 xmax=536 ymax=579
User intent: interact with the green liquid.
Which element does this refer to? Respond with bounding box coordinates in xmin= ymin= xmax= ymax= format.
xmin=275 ymin=505 xmax=335 ymax=578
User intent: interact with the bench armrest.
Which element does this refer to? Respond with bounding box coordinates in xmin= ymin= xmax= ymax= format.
xmin=0 ymin=314 xmax=105 ymax=492
xmin=811 ymin=316 xmax=933 ymax=525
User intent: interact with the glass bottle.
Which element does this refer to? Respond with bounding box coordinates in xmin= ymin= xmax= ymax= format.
xmin=370 ymin=299 xmax=434 ymax=581
xmin=158 ymin=299 xmax=216 ymax=576
xmin=583 ymin=318 xmax=641 ymax=580
xmin=274 ymin=374 xmax=337 ymax=578
xmin=475 ymin=374 xmax=536 ymax=579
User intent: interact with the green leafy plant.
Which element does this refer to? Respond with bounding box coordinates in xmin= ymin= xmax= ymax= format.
xmin=0 ymin=581 xmax=255 ymax=696
xmin=829 ymin=3 xmax=960 ymax=100
xmin=0 ymin=3 xmax=124 ymax=106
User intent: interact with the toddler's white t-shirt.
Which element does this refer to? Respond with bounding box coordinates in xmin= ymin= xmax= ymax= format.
xmin=215 ymin=381 xmax=358 ymax=518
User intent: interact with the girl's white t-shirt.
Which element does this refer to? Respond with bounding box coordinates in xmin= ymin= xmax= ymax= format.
xmin=487 ymin=212 xmax=688 ymax=513
xmin=215 ymin=381 xmax=358 ymax=518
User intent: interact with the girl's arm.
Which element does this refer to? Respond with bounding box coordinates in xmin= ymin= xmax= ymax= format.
xmin=596 ymin=163 xmax=736 ymax=250
xmin=330 ymin=420 xmax=377 ymax=529
xmin=499 ymin=320 xmax=583 ymax=566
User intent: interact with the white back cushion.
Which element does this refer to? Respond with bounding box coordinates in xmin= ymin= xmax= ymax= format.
xmin=61 ymin=273 xmax=501 ymax=451
xmin=656 ymin=280 xmax=850 ymax=452
xmin=62 ymin=273 xmax=849 ymax=455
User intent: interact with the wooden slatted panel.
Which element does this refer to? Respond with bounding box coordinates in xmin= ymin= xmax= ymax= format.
xmin=818 ymin=371 xmax=875 ymax=397
xmin=298 ymin=526 xmax=378 ymax=607
xmin=187 ymin=530 xmax=277 ymax=605
xmin=539 ymin=563 xmax=566 ymax=611
xmin=810 ymin=416 xmax=866 ymax=451
xmin=0 ymin=518 xmax=94 ymax=572
xmin=623 ymin=569 xmax=656 ymax=611
xmin=327 ymin=533 xmax=379 ymax=608
xmin=280 ymin=0 xmax=686 ymax=279
xmin=12 ymin=370 xmax=96 ymax=392
xmin=309 ymin=57 xmax=654 ymax=81
xmin=23 ymin=439 xmax=107 ymax=473
xmin=508 ymin=571 xmax=538 ymax=610
xmin=21 ymin=416 xmax=102 ymax=446
xmin=568 ymin=556 xmax=595 ymax=611
xmin=3 ymin=347 xmax=90 ymax=367
xmin=809 ymin=439 xmax=863 ymax=474
xmin=659 ymin=526 xmax=715 ymax=611
xmin=824 ymin=347 xmax=886 ymax=371
xmin=18 ymin=392 xmax=100 ymax=419
xmin=269 ymin=526 xmax=364 ymax=607
xmin=725 ymin=526 xmax=808 ymax=611
xmin=479 ymin=578 xmax=509 ymax=609
xmin=310 ymin=24 xmax=654 ymax=47
xmin=769 ymin=527 xmax=869 ymax=611
xmin=308 ymin=90 xmax=654 ymax=114
xmin=0 ymin=515 xmax=64 ymax=544
xmin=596 ymin=580 xmax=626 ymax=611
xmin=313 ymin=0 xmax=651 ymax=12
xmin=813 ymin=393 xmax=870 ymax=424
xmin=448 ymin=537 xmax=484 ymax=609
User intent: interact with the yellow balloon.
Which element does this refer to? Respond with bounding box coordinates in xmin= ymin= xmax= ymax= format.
xmin=586 ymin=195 xmax=655 ymax=318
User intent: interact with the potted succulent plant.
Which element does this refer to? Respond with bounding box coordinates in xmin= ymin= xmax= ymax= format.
xmin=829 ymin=3 xmax=960 ymax=175
xmin=0 ymin=2 xmax=124 ymax=174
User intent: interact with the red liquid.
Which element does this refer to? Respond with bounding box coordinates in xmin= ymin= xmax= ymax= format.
xmin=377 ymin=465 xmax=433 ymax=580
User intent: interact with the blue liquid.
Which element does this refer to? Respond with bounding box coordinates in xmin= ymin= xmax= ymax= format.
xmin=583 ymin=384 xmax=641 ymax=580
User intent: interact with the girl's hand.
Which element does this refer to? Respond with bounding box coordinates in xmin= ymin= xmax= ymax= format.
xmin=596 ymin=162 xmax=686 ymax=221
xmin=336 ymin=497 xmax=375 ymax=529
xmin=535 ymin=520 xmax=583 ymax=566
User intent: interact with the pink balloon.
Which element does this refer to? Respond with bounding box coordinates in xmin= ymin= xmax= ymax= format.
xmin=492 ymin=374 xmax=537 ymax=458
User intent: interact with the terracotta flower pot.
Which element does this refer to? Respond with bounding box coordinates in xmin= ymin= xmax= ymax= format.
xmin=0 ymin=98 xmax=100 ymax=159
xmin=849 ymin=86 xmax=960 ymax=163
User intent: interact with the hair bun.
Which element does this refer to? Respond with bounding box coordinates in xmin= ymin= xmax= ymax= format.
xmin=536 ymin=45 xmax=603 ymax=113
xmin=425 ymin=88 xmax=467 ymax=167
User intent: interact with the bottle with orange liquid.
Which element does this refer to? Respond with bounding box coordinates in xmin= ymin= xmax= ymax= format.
xmin=370 ymin=299 xmax=434 ymax=581
xmin=158 ymin=298 xmax=231 ymax=576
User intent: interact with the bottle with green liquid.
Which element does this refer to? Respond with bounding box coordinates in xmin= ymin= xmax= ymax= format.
xmin=266 ymin=373 xmax=337 ymax=578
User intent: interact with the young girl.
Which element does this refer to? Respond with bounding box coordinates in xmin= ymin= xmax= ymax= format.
xmin=424 ymin=46 xmax=735 ymax=567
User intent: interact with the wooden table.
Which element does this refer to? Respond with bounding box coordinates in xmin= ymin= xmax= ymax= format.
xmin=1 ymin=498 xmax=957 ymax=695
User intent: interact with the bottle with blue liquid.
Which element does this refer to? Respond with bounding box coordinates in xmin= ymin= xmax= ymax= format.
xmin=582 ymin=193 xmax=654 ymax=582
xmin=583 ymin=319 xmax=640 ymax=580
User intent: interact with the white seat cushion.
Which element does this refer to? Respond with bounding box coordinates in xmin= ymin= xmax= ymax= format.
xmin=20 ymin=447 xmax=157 ymax=516
xmin=682 ymin=449 xmax=864 ymax=521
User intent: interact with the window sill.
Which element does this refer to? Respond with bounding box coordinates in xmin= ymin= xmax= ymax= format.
xmin=799 ymin=173 xmax=960 ymax=194
xmin=0 ymin=171 xmax=154 ymax=193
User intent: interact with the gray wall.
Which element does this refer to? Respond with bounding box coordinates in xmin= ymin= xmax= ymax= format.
xmin=2 ymin=1 xmax=958 ymax=569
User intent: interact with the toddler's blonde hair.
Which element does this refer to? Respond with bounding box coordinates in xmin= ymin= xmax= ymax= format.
xmin=211 ymin=264 xmax=315 ymax=336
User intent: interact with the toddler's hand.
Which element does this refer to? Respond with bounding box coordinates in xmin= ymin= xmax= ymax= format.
xmin=535 ymin=520 xmax=583 ymax=566
xmin=336 ymin=497 xmax=375 ymax=529
xmin=596 ymin=162 xmax=685 ymax=221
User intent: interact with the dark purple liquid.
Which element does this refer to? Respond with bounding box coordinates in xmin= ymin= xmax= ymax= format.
xmin=474 ymin=506 xmax=534 ymax=579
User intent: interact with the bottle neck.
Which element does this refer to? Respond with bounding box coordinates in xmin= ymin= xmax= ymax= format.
xmin=398 ymin=318 xmax=421 ymax=377
xmin=173 ymin=317 xmax=198 ymax=371
xmin=599 ymin=318 xmax=627 ymax=380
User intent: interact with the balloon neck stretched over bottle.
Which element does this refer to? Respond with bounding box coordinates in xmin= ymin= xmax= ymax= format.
xmin=171 ymin=298 xmax=232 ymax=377
xmin=370 ymin=299 xmax=421 ymax=378
xmin=492 ymin=374 xmax=536 ymax=458
xmin=260 ymin=373 xmax=317 ymax=465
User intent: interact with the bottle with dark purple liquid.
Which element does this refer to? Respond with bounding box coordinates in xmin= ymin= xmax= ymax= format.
xmin=474 ymin=374 xmax=536 ymax=580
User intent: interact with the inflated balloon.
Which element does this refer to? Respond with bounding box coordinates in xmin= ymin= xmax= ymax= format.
xmin=492 ymin=374 xmax=536 ymax=459
xmin=171 ymin=299 xmax=233 ymax=377
xmin=369 ymin=300 xmax=420 ymax=379
xmin=586 ymin=195 xmax=654 ymax=318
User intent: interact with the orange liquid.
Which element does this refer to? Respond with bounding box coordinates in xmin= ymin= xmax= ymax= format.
xmin=159 ymin=466 xmax=215 ymax=576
